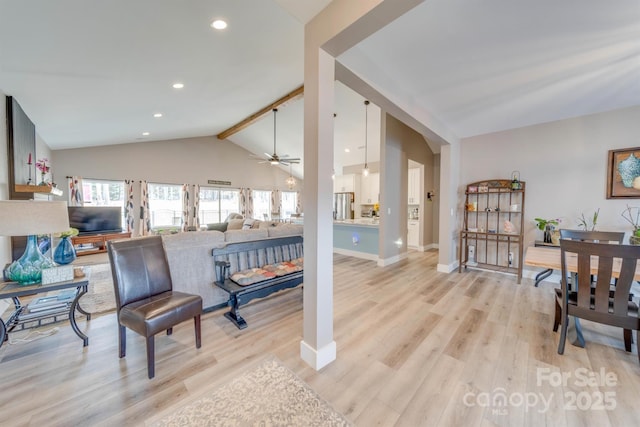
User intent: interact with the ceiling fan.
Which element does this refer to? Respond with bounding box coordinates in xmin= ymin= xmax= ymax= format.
xmin=256 ymin=108 xmax=300 ymax=166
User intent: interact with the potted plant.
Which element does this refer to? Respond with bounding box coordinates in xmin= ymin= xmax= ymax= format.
xmin=577 ymin=208 xmax=600 ymax=231
xmin=621 ymin=205 xmax=640 ymax=245
xmin=534 ymin=218 xmax=561 ymax=244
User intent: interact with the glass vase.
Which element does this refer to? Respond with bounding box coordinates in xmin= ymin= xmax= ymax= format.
xmin=54 ymin=236 xmax=77 ymax=265
xmin=6 ymin=235 xmax=55 ymax=285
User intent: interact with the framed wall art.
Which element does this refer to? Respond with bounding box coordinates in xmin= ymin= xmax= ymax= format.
xmin=607 ymin=146 xmax=640 ymax=199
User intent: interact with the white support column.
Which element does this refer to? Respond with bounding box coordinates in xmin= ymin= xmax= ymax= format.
xmin=437 ymin=142 xmax=461 ymax=273
xmin=301 ymin=0 xmax=430 ymax=370
xmin=301 ymin=47 xmax=336 ymax=370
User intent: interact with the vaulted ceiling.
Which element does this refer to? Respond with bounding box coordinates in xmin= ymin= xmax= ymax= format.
xmin=1 ymin=0 xmax=638 ymax=179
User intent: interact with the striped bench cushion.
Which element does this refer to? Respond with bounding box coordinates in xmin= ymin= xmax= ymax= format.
xmin=230 ymin=258 xmax=304 ymax=287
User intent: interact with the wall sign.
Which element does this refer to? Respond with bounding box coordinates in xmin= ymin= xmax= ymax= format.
xmin=208 ymin=180 xmax=232 ymax=186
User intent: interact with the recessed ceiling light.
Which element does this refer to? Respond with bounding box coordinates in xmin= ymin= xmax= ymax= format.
xmin=153 ymin=113 xmax=163 ymax=118
xmin=211 ymin=19 xmax=227 ymax=30
xmin=142 ymin=132 xmax=150 ymax=136
xmin=344 ymin=148 xmax=350 ymax=153
xmin=172 ymin=83 xmax=184 ymax=89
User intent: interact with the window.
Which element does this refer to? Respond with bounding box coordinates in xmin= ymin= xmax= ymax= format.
xmin=252 ymin=190 xmax=271 ymax=220
xmin=280 ymin=191 xmax=297 ymax=219
xmin=81 ymin=179 xmax=126 ymax=225
xmin=148 ymin=183 xmax=183 ymax=228
xmin=81 ymin=179 xmax=125 ymax=207
xmin=198 ymin=187 xmax=240 ymax=224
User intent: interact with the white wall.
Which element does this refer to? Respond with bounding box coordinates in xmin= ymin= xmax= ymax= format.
xmin=52 ymin=135 xmax=301 ymax=193
xmin=51 ymin=135 xmax=303 ymax=233
xmin=459 ymin=105 xmax=640 ymax=270
xmin=386 ymin=113 xmax=436 ymax=246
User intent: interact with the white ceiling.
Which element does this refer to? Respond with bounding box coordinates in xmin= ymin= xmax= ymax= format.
xmin=1 ymin=0 xmax=638 ymax=180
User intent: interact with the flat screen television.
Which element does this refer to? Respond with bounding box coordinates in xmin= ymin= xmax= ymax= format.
xmin=68 ymin=206 xmax=123 ymax=235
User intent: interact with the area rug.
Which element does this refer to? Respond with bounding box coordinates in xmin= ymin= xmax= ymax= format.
xmin=147 ymin=357 xmax=352 ymax=427
xmin=79 ymin=263 xmax=116 ymax=315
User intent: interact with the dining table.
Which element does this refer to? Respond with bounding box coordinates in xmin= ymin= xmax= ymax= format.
xmin=524 ymin=245 xmax=640 ymax=348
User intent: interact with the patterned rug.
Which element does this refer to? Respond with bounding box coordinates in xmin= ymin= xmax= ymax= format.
xmin=147 ymin=357 xmax=352 ymax=427
xmin=79 ymin=263 xmax=116 ymax=315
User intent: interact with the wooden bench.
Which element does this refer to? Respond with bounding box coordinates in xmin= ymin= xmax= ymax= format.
xmin=212 ymin=235 xmax=303 ymax=329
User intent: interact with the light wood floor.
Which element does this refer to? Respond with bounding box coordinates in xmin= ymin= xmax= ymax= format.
xmin=2 ymin=250 xmax=640 ymax=426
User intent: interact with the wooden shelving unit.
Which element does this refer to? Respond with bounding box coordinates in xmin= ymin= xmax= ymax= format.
xmin=71 ymin=232 xmax=131 ymax=256
xmin=14 ymin=184 xmax=63 ymax=196
xmin=458 ymin=179 xmax=526 ymax=283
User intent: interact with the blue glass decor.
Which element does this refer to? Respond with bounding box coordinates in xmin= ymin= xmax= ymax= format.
xmin=54 ymin=236 xmax=77 ymax=265
xmin=6 ymin=235 xmax=56 ymax=285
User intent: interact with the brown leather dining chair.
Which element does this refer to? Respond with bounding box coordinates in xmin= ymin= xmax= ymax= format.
xmin=557 ymin=238 xmax=640 ymax=361
xmin=553 ymin=229 xmax=625 ymax=333
xmin=107 ymin=236 xmax=203 ymax=379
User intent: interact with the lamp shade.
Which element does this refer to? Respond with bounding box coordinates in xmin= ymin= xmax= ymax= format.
xmin=0 ymin=200 xmax=70 ymax=236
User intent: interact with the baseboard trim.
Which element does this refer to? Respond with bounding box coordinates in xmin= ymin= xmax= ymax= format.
xmin=300 ymin=340 xmax=337 ymax=371
xmin=408 ymin=243 xmax=439 ymax=252
xmin=377 ymin=252 xmax=408 ymax=267
xmin=437 ymin=260 xmax=458 ymax=273
xmin=332 ymin=248 xmax=378 ymax=261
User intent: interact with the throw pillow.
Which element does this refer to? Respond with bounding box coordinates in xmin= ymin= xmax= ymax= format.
xmin=242 ymin=218 xmax=256 ymax=230
xmin=206 ymin=222 xmax=228 ymax=232
xmin=227 ymin=218 xmax=244 ymax=230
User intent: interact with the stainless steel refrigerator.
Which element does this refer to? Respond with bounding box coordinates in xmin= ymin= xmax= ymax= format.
xmin=333 ymin=192 xmax=354 ymax=220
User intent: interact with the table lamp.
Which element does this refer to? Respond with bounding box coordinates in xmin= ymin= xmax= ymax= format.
xmin=0 ymin=200 xmax=70 ymax=285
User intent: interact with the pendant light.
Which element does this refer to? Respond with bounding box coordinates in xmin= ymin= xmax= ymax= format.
xmin=285 ymin=163 xmax=296 ymax=189
xmin=362 ymin=100 xmax=370 ymax=177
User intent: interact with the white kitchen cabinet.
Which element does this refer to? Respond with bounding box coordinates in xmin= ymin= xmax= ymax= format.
xmin=408 ymin=168 xmax=421 ymax=204
xmin=334 ymin=174 xmax=357 ymax=193
xmin=407 ymin=219 xmax=419 ymax=248
xmin=360 ymin=172 xmax=379 ymax=204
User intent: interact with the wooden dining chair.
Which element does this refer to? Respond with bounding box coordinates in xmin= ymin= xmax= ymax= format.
xmin=553 ymin=229 xmax=625 ymax=332
xmin=558 ymin=229 xmax=625 ymax=245
xmin=107 ymin=236 xmax=203 ymax=379
xmin=557 ymin=239 xmax=640 ymax=361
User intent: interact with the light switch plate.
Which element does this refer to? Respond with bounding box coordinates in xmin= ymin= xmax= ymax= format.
xmin=41 ymin=266 xmax=74 ymax=284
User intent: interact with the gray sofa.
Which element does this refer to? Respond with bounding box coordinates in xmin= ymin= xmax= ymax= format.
xmin=161 ymin=224 xmax=303 ymax=310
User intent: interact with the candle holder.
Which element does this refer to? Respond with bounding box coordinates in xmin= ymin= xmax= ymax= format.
xmin=26 ymin=158 xmax=33 ymax=185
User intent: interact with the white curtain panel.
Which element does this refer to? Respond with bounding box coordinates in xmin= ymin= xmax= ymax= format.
xmin=240 ymin=188 xmax=253 ymax=219
xmin=181 ymin=183 xmax=190 ymax=232
xmin=125 ymin=179 xmax=135 ymax=233
xmin=193 ymin=184 xmax=200 ymax=228
xmin=296 ymin=191 xmax=302 ymax=214
xmin=271 ymin=189 xmax=280 ymax=218
xmin=139 ymin=180 xmax=150 ymax=236
xmin=68 ymin=176 xmax=84 ymax=206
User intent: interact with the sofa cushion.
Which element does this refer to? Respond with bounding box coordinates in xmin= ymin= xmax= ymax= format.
xmin=227 ymin=218 xmax=244 ymax=230
xmin=224 ymin=229 xmax=269 ymax=242
xmin=224 ymin=213 xmax=244 ymax=222
xmin=258 ymin=220 xmax=280 ymax=229
xmin=267 ymin=224 xmax=303 ymax=238
xmin=206 ymin=222 xmax=228 ymax=232
xmin=162 ymin=230 xmax=225 ymax=249
xmin=230 ymin=258 xmax=304 ymax=286
xmin=242 ymin=218 xmax=256 ymax=230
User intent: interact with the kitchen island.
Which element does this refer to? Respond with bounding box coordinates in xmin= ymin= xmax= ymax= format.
xmin=333 ymin=218 xmax=379 ymax=260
